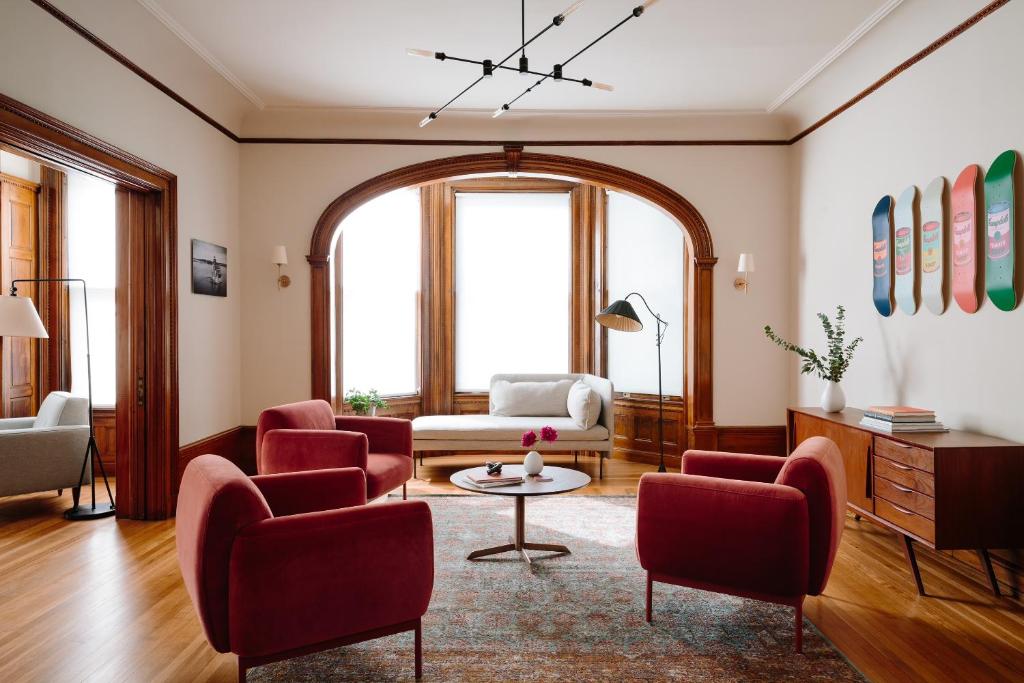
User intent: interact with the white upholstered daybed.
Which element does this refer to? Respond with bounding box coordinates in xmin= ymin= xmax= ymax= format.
xmin=411 ymin=373 xmax=614 ymax=477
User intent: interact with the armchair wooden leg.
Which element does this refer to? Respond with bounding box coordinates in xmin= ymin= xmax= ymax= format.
xmin=57 ymin=488 xmax=63 ymax=496
xmin=414 ymin=618 xmax=423 ymax=680
xmin=794 ymin=600 xmax=804 ymax=654
xmin=645 ymin=572 xmax=653 ymax=623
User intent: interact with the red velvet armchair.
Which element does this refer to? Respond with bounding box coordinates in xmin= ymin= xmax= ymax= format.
xmin=256 ymin=399 xmax=414 ymax=500
xmin=636 ymin=436 xmax=846 ymax=653
xmin=176 ymin=455 xmax=433 ymax=681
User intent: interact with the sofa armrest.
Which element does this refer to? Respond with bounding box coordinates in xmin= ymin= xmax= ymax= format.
xmin=334 ymin=416 xmax=412 ymax=457
xmin=636 ymin=472 xmax=809 ymax=599
xmin=0 ymin=417 xmax=36 ymax=431
xmin=251 ymin=468 xmax=367 ymax=517
xmin=229 ymin=500 xmax=434 ymax=657
xmin=681 ymin=450 xmax=786 ymax=483
xmin=259 ymin=429 xmax=368 ymax=475
xmin=0 ymin=426 xmax=92 ymax=497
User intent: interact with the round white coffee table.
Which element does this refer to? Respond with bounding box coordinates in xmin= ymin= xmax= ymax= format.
xmin=450 ymin=464 xmax=591 ymax=564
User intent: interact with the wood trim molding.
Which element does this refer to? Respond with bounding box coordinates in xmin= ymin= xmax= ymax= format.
xmin=178 ymin=426 xmax=255 ymax=486
xmin=0 ymin=93 xmax=178 ymax=521
xmin=715 ymin=425 xmax=788 ymax=457
xmin=26 ymin=0 xmax=1009 ymax=148
xmin=309 ymin=152 xmax=716 ymax=446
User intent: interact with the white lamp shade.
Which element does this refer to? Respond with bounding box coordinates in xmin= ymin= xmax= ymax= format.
xmin=271 ymin=245 xmax=288 ymax=266
xmin=0 ymin=295 xmax=49 ymax=338
xmin=737 ymin=252 xmax=755 ymax=273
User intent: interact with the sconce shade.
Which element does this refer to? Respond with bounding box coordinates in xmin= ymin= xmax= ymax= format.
xmin=271 ymin=245 xmax=289 ymax=266
xmin=596 ymin=299 xmax=643 ymax=332
xmin=737 ymin=252 xmax=755 ymax=273
xmin=0 ymin=295 xmax=49 ymax=338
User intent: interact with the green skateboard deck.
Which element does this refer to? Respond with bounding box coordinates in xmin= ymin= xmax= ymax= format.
xmin=951 ymin=164 xmax=980 ymax=313
xmin=984 ymin=150 xmax=1018 ymax=311
xmin=921 ymin=177 xmax=946 ymax=314
xmin=872 ymin=195 xmax=894 ymax=317
xmin=894 ymin=185 xmax=918 ymax=315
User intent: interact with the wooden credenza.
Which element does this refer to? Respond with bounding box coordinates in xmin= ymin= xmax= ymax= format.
xmin=788 ymin=407 xmax=1024 ymax=596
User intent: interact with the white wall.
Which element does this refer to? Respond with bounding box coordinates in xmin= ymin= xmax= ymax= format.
xmin=0 ymin=0 xmax=252 ymax=443
xmin=0 ymin=151 xmax=41 ymax=183
xmin=240 ymin=142 xmax=793 ymax=427
xmin=787 ymin=0 xmax=1024 ymax=440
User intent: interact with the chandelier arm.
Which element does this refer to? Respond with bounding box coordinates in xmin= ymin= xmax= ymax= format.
xmin=445 ymin=54 xmax=594 ymax=85
xmin=434 ymin=76 xmax=487 ymax=116
xmin=560 ymin=12 xmax=636 ymax=71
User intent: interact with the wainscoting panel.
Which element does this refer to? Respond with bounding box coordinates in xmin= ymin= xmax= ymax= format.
xmin=715 ymin=425 xmax=788 ymax=456
xmin=92 ymin=408 xmax=116 ymax=475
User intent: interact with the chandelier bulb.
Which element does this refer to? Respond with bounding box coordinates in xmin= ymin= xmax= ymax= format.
xmin=419 ymin=112 xmax=437 ymax=128
xmin=406 ymin=48 xmax=434 ymax=59
xmin=560 ymin=0 xmax=585 ymax=19
xmin=492 ymin=104 xmax=510 ymax=118
xmin=589 ymin=81 xmax=614 ymax=92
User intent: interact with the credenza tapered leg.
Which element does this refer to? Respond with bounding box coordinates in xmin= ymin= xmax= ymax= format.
xmin=977 ymin=549 xmax=1001 ymax=597
xmin=901 ymin=535 xmax=926 ymax=596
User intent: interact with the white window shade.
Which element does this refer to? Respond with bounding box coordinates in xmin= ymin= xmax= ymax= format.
xmin=67 ymin=171 xmax=116 ymax=407
xmin=337 ymin=188 xmax=420 ymax=397
xmin=455 ymin=192 xmax=571 ymax=392
xmin=606 ymin=191 xmax=685 ymax=397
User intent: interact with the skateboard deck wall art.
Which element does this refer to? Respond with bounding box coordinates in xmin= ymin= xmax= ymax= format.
xmin=920 ymin=177 xmax=946 ymax=314
xmin=894 ymin=185 xmax=919 ymax=315
xmin=984 ymin=150 xmax=1018 ymax=311
xmin=951 ymin=164 xmax=981 ymax=313
xmin=872 ymin=195 xmax=895 ymax=317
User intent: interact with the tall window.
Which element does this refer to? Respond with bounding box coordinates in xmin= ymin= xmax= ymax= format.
xmin=454 ymin=192 xmax=571 ymax=392
xmin=332 ymin=187 xmax=420 ymax=397
xmin=605 ymin=191 xmax=685 ymax=397
xmin=67 ymin=171 xmax=116 ymax=406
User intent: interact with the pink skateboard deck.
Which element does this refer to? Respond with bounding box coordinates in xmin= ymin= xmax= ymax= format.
xmin=951 ymin=164 xmax=980 ymax=313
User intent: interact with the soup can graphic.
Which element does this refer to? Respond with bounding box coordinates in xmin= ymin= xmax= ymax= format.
xmin=988 ymin=201 xmax=1011 ymax=260
xmin=953 ymin=211 xmax=973 ymax=266
xmin=895 ymin=227 xmax=912 ymax=275
xmin=873 ymin=239 xmax=888 ymax=277
xmin=921 ymin=221 xmax=940 ymax=273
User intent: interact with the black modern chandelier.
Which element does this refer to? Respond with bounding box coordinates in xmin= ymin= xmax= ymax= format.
xmin=407 ymin=0 xmax=660 ymax=126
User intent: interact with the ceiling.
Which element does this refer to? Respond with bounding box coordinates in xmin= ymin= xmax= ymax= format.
xmin=139 ymin=0 xmax=898 ymax=113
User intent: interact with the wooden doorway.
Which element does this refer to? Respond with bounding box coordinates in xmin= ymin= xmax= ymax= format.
xmin=0 ymin=93 xmax=178 ymax=520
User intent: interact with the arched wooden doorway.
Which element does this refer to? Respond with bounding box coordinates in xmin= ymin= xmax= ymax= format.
xmin=308 ymin=148 xmax=717 ymax=449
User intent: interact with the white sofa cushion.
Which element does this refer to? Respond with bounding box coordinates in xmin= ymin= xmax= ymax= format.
xmin=33 ymin=391 xmax=90 ymax=429
xmin=412 ymin=415 xmax=608 ymax=442
xmin=490 ymin=379 xmax=573 ymax=417
xmin=567 ymin=380 xmax=601 ymax=429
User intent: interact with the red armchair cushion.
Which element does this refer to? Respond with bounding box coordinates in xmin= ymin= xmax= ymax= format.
xmin=176 ymin=455 xmax=273 ymax=653
xmin=259 ymin=429 xmax=369 ymax=474
xmin=682 ymin=450 xmax=786 ymax=483
xmin=775 ymin=436 xmax=847 ymax=595
xmin=251 ymin=468 xmax=367 ymax=516
xmin=365 ymin=453 xmax=415 ymax=500
xmin=255 ymin=399 xmax=336 ymax=469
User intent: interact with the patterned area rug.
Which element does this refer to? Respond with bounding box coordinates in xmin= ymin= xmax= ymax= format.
xmin=250 ymin=495 xmax=862 ymax=682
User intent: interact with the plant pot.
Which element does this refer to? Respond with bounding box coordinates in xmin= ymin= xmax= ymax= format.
xmin=523 ymin=450 xmax=544 ymax=476
xmin=820 ymin=381 xmax=846 ymax=413
xmin=368 ymin=405 xmax=377 ymax=417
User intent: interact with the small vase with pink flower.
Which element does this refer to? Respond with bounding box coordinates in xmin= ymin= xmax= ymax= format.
xmin=521 ymin=426 xmax=558 ymax=476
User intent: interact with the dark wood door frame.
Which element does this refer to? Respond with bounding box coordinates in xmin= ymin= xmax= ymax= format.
xmin=0 ymin=92 xmax=178 ymax=519
xmin=309 ymin=148 xmax=718 ymax=449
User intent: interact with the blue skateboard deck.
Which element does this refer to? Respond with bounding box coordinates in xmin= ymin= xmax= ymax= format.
xmin=872 ymin=195 xmax=894 ymax=317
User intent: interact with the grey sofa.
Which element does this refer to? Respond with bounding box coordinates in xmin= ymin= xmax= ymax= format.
xmin=0 ymin=391 xmax=91 ymax=503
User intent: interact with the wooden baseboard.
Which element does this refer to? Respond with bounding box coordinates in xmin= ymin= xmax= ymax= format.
xmin=177 ymin=425 xmax=256 ymax=483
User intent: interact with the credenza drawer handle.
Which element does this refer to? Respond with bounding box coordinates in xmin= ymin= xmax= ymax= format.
xmin=892 ymin=483 xmax=914 ymax=493
xmin=891 ymin=504 xmax=915 ymax=515
xmin=889 ymin=462 xmax=913 ymax=471
xmin=889 ymin=442 xmax=911 ymax=448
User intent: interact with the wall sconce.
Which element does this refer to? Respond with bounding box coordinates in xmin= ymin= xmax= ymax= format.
xmin=271 ymin=245 xmax=290 ymax=289
xmin=734 ymin=252 xmax=754 ymax=292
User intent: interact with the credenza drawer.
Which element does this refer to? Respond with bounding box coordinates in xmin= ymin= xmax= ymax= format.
xmin=874 ymin=456 xmax=935 ymax=496
xmin=876 ymin=497 xmax=935 ymax=543
xmin=874 ymin=437 xmax=934 ymax=473
xmin=874 ymin=476 xmax=935 ymax=519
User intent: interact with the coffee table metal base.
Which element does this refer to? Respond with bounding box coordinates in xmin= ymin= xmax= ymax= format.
xmin=466 ymin=496 xmax=570 ymax=564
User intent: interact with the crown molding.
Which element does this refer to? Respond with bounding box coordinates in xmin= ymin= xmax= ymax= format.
xmin=257 ymin=104 xmax=771 ymax=119
xmin=135 ymin=0 xmax=265 ymax=109
xmin=767 ymin=0 xmax=904 ymax=113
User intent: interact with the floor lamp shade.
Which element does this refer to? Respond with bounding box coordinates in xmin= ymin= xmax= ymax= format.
xmin=596 ymin=299 xmax=643 ymax=332
xmin=0 ymin=295 xmax=49 ymax=338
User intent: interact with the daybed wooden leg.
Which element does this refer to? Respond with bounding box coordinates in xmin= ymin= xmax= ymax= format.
xmin=414 ymin=618 xmax=423 ymax=680
xmin=645 ymin=572 xmax=653 ymax=623
xmin=599 ymin=452 xmax=604 ymax=479
xmin=794 ymin=600 xmax=804 ymax=654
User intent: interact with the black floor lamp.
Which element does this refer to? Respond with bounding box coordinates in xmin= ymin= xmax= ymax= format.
xmin=596 ymin=292 xmax=669 ymax=473
xmin=0 ymin=278 xmax=115 ymax=520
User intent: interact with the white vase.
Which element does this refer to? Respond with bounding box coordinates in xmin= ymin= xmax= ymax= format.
xmin=820 ymin=381 xmax=846 ymax=413
xmin=523 ymin=450 xmax=544 ymax=476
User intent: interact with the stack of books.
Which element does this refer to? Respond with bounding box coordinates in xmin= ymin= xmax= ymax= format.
xmin=860 ymin=406 xmax=948 ymax=433
xmin=464 ymin=471 xmax=524 ymax=489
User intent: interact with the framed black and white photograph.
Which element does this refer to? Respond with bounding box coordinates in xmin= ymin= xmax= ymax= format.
xmin=191 ymin=238 xmax=227 ymax=297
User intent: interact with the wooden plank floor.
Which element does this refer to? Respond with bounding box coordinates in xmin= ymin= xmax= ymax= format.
xmin=1 ymin=455 xmax=1021 ymax=682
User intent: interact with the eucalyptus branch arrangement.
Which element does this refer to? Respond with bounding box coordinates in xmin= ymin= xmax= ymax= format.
xmin=764 ymin=305 xmax=863 ymax=383
xmin=344 ymin=388 xmax=389 ymax=416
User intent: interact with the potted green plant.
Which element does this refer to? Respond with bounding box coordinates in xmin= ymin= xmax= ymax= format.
xmin=764 ymin=305 xmax=862 ymax=413
xmin=344 ymin=388 xmax=389 ymax=416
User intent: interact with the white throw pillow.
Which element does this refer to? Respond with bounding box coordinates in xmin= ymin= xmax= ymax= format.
xmin=490 ymin=379 xmax=574 ymax=417
xmin=567 ymin=380 xmax=601 ymax=429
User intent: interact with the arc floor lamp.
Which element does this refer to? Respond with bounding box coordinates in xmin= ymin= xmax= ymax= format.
xmin=596 ymin=292 xmax=669 ymax=472
xmin=0 ymin=278 xmax=115 ymax=520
